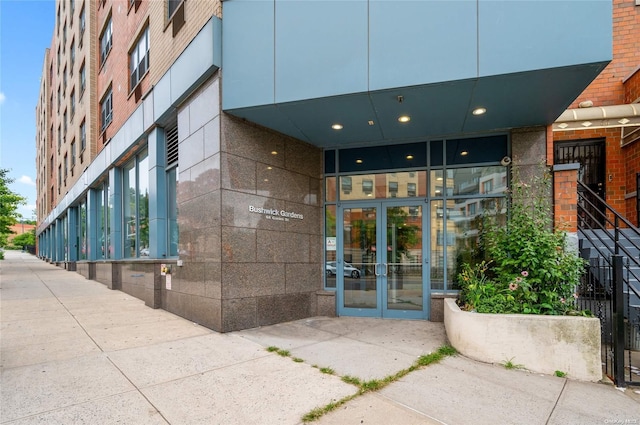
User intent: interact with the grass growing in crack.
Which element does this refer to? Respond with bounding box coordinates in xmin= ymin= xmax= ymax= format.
xmin=319 ymin=367 xmax=335 ymax=375
xmin=265 ymin=346 xmax=292 ymax=359
xmin=302 ymin=344 xmax=457 ymax=423
xmin=293 ymin=357 xmax=304 ymax=363
xmin=554 ymin=370 xmax=567 ymax=377
xmin=502 ymin=357 xmax=525 ymax=370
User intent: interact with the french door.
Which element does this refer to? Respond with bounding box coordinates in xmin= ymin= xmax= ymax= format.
xmin=336 ymin=201 xmax=428 ymax=319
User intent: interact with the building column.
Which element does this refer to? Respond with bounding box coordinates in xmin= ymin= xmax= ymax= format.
xmin=87 ymin=189 xmax=98 ymax=261
xmin=109 ymin=168 xmax=122 ymax=260
xmin=148 ymin=127 xmax=167 ymax=258
xmin=68 ymin=207 xmax=78 ymax=262
xmin=552 ymin=163 xmax=580 ymax=250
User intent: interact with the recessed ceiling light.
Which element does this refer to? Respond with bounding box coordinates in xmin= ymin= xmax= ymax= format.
xmin=406 ymin=155 xmax=414 ymax=160
xmin=461 ymin=151 xmax=469 ymax=156
xmin=267 ymin=166 xmax=272 ymax=170
xmin=582 ymin=121 xmax=592 ymax=127
xmin=435 ymin=190 xmax=441 ymax=194
xmin=271 ymin=151 xmax=278 ymax=155
xmin=619 ymin=118 xmax=630 ymax=125
xmin=356 ymin=159 xmax=363 ymax=164
xmin=472 ymin=107 xmax=487 ymax=116
xmin=436 ymin=177 xmax=443 ymax=181
xmin=398 ymin=115 xmax=411 ymax=123
xmin=557 ymin=123 xmax=569 ymax=129
xmin=367 ymin=193 xmax=373 ymax=197
xmin=331 ymin=123 xmax=343 ymax=130
xmin=368 ymin=120 xmax=375 ymax=126
xmin=264 ymin=179 xmax=269 ymax=182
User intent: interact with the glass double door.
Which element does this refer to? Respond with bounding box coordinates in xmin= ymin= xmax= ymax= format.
xmin=336 ymin=201 xmax=428 ymax=319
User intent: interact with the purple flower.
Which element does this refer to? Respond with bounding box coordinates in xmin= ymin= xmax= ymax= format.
xmin=521 ymin=271 xmax=529 ymax=277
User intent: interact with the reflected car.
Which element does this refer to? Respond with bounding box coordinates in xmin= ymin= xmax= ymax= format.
xmin=326 ymin=261 xmax=360 ymax=278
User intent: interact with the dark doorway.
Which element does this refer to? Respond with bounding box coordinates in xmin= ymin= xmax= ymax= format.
xmin=555 ymin=139 xmax=606 ymax=226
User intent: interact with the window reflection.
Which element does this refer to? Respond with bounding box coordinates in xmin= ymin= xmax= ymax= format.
xmin=339 ymin=171 xmax=427 ymax=200
xmin=430 ymin=197 xmax=507 ymax=291
xmin=431 ymin=166 xmax=507 ymax=197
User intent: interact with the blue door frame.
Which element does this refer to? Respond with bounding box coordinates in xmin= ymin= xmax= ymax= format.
xmin=335 ymin=200 xmax=430 ymax=319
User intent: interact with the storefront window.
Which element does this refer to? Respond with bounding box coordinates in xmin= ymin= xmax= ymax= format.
xmin=430 ymin=197 xmax=507 ymax=290
xmin=167 ymin=166 xmax=179 ymax=257
xmin=123 ymin=150 xmax=149 ymax=258
xmin=339 ymin=171 xmax=427 ymax=201
xmin=325 ymin=204 xmax=337 ymax=288
xmin=79 ymin=199 xmax=87 ymax=260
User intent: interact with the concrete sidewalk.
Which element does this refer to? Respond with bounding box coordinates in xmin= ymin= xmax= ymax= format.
xmin=1 ymin=250 xmax=639 ymax=424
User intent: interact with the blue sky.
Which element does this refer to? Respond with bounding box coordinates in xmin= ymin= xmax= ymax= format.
xmin=0 ymin=0 xmax=54 ymax=221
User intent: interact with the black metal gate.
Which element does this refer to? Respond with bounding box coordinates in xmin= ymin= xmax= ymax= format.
xmin=556 ymin=139 xmax=606 ymax=226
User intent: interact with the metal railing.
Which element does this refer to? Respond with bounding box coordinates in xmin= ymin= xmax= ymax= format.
xmin=577 ymin=181 xmax=640 ymax=386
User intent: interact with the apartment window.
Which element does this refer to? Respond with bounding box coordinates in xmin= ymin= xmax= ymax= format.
xmin=100 ymin=88 xmax=113 ymax=132
xmin=168 ymin=0 xmax=182 ymax=18
xmin=70 ymin=89 xmax=75 ymax=119
xmin=57 ymin=126 xmax=61 ymax=153
xmin=100 ymin=17 xmax=113 ymax=66
xmin=57 ymin=6 xmax=60 ymax=32
xmin=71 ymin=139 xmax=76 ymax=167
xmin=70 ymin=40 xmax=75 ymax=73
xmin=129 ymin=26 xmax=149 ymax=90
xmin=58 ymin=165 xmax=62 ymax=191
xmin=63 ymin=65 xmax=67 ymax=93
xmin=167 ymin=0 xmax=185 ymax=36
xmin=63 ymin=109 xmax=67 ymax=136
xmin=79 ymin=4 xmax=85 ymax=44
xmin=80 ymin=119 xmax=86 ymax=152
xmin=63 ymin=23 xmax=67 ymax=51
xmin=57 ymin=46 xmax=61 ymax=73
xmin=70 ymin=0 xmax=75 ymax=16
xmin=407 ymin=182 xmax=417 ymax=197
xmin=79 ymin=61 xmax=85 ymax=97
xmin=482 ymin=180 xmax=493 ymax=194
xmin=64 ymin=154 xmax=68 ymax=180
xmin=57 ymin=86 xmax=61 ymax=111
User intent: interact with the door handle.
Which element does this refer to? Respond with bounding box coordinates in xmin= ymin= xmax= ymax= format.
xmin=383 ymin=263 xmax=388 ymax=276
xmin=375 ymin=263 xmax=380 ymax=277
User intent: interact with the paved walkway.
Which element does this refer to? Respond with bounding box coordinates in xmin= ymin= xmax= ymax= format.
xmin=1 ymin=250 xmax=639 ymax=424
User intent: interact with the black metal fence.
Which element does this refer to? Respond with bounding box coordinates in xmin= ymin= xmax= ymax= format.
xmin=578 ymin=181 xmax=640 ymax=387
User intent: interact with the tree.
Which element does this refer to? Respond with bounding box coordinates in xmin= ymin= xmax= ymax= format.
xmin=0 ymin=169 xmax=27 ymax=247
xmin=11 ymin=230 xmax=36 ymax=248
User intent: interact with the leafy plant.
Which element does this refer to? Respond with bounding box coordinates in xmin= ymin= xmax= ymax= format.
xmin=458 ymin=163 xmax=587 ymax=316
xmin=554 ymin=370 xmax=567 ymax=377
xmin=502 ymin=357 xmax=524 ymax=370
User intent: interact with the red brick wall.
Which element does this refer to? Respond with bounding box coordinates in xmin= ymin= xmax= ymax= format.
xmin=554 ymin=129 xmax=626 ymax=215
xmin=624 ymin=141 xmax=640 ymax=225
xmin=568 ymin=0 xmax=640 ymax=109
xmin=96 ymin=0 xmax=151 ymax=153
xmin=625 ymin=67 xmax=640 ymax=103
xmin=553 ymin=168 xmax=579 ymax=232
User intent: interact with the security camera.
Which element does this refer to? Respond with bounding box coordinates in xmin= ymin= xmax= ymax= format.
xmin=500 ymin=156 xmax=512 ymax=167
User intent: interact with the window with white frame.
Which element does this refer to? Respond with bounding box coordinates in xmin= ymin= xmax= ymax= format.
xmin=100 ymin=88 xmax=112 ymax=132
xmin=80 ymin=119 xmax=86 ymax=152
xmin=129 ymin=26 xmax=149 ymax=90
xmin=71 ymin=139 xmax=76 ymax=167
xmin=79 ymin=61 xmax=85 ymax=97
xmin=99 ymin=16 xmax=112 ymax=66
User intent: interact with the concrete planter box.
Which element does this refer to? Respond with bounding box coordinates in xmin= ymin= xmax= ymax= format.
xmin=444 ymin=298 xmax=602 ymax=381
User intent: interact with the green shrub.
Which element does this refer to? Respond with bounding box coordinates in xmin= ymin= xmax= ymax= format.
xmin=458 ymin=164 xmax=587 ymax=316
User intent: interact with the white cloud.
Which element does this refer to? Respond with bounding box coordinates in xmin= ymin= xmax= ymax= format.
xmin=18 ymin=175 xmax=36 ymax=186
xmin=0 ymin=92 xmax=5 ymax=105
